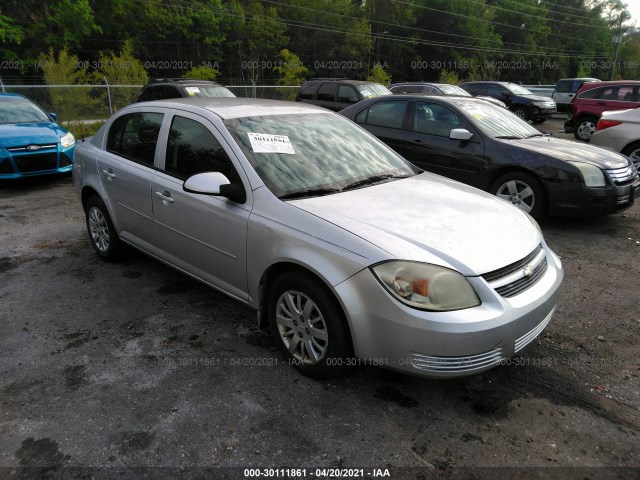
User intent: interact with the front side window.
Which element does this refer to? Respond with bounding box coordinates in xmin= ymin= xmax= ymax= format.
xmin=298 ymin=83 xmax=319 ymax=100
xmin=338 ymin=85 xmax=359 ymax=103
xmin=106 ymin=112 xmax=163 ymax=167
xmin=224 ymin=113 xmax=415 ymax=198
xmin=165 ymin=116 xmax=238 ymax=181
xmin=317 ymin=83 xmax=337 ymax=101
xmin=413 ymin=102 xmax=466 ymax=137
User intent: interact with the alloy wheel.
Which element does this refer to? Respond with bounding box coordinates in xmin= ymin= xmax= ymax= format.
xmin=88 ymin=206 xmax=110 ymax=253
xmin=495 ymin=179 xmax=535 ymax=214
xmin=275 ymin=290 xmax=328 ymax=365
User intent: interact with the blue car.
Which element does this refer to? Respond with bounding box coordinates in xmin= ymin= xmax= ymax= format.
xmin=0 ymin=93 xmax=75 ymax=179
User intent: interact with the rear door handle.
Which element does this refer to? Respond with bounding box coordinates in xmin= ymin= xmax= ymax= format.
xmin=102 ymin=169 xmax=116 ymax=180
xmin=596 ymin=101 xmax=606 ymax=105
xmin=155 ymin=191 xmax=174 ymax=204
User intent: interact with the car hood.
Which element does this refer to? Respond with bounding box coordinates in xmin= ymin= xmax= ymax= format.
xmin=288 ymin=173 xmax=541 ymax=276
xmin=500 ymin=136 xmax=629 ymax=168
xmin=0 ymin=123 xmax=64 ymax=148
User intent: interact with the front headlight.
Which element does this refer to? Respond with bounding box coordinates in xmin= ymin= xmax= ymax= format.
xmin=569 ymin=161 xmax=605 ymax=187
xmin=60 ymin=132 xmax=75 ymax=148
xmin=371 ymin=261 xmax=480 ymax=311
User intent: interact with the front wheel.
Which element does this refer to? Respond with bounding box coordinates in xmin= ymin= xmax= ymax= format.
xmin=513 ymin=107 xmax=531 ymax=122
xmin=573 ymin=117 xmax=597 ymax=142
xmin=490 ymin=172 xmax=546 ymax=220
xmin=85 ymin=196 xmax=125 ymax=261
xmin=268 ymin=272 xmax=353 ymax=378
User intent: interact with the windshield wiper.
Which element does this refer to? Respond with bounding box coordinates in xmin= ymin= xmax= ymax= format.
xmin=279 ymin=187 xmax=342 ymax=200
xmin=525 ymin=133 xmax=545 ymax=138
xmin=342 ymin=174 xmax=410 ymax=191
xmin=495 ymin=135 xmax=523 ymax=140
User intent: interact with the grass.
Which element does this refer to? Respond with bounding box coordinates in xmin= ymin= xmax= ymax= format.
xmin=65 ymin=121 xmax=106 ymax=140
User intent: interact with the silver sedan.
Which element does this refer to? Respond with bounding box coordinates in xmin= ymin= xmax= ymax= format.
xmin=73 ymin=98 xmax=563 ymax=378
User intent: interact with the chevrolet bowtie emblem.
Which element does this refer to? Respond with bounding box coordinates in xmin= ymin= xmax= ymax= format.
xmin=523 ymin=264 xmax=535 ymax=277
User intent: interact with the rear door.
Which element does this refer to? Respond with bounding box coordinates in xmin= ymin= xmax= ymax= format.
xmin=352 ymin=99 xmax=409 ymax=153
xmin=314 ymin=82 xmax=339 ymax=111
xmin=150 ymin=112 xmax=251 ymax=301
xmin=97 ymin=111 xmax=164 ymax=241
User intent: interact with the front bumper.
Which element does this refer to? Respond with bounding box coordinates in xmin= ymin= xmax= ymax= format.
xmin=545 ymin=175 xmax=639 ymax=217
xmin=334 ymin=243 xmax=563 ymax=378
xmin=531 ymin=106 xmax=556 ymax=121
xmin=0 ymin=146 xmax=74 ymax=179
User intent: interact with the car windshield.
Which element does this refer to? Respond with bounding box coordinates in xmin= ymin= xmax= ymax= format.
xmin=439 ymin=85 xmax=471 ymax=96
xmin=507 ymin=84 xmax=534 ymax=96
xmin=454 ymin=100 xmax=540 ymax=139
xmin=224 ymin=113 xmax=415 ymax=198
xmin=192 ymin=86 xmax=235 ymax=98
xmin=356 ymin=83 xmax=392 ymax=98
xmin=0 ymin=97 xmax=51 ymax=124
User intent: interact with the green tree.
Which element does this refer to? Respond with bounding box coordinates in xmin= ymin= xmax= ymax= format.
xmin=184 ymin=65 xmax=221 ymax=81
xmin=99 ymin=40 xmax=148 ymax=109
xmin=39 ymin=48 xmax=97 ymax=122
xmin=274 ymin=49 xmax=309 ymax=99
xmin=367 ymin=63 xmax=392 ymax=85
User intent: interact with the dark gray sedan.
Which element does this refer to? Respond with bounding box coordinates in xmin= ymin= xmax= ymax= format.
xmin=340 ymin=95 xmax=639 ymax=219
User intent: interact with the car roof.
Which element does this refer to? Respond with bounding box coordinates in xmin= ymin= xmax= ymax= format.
xmin=352 ymin=94 xmax=488 ymax=105
xmin=146 ymin=78 xmax=224 ymax=87
xmin=132 ymin=97 xmax=330 ymax=120
xmin=0 ymin=93 xmax=26 ymax=99
xmin=576 ymin=80 xmax=640 ymax=92
xmin=304 ymin=79 xmax=377 ymax=85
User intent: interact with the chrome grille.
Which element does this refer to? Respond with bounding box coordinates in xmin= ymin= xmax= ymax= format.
xmin=7 ymin=144 xmax=57 ymax=152
xmin=482 ymin=244 xmax=547 ymax=298
xmin=411 ymin=348 xmax=504 ymax=373
xmin=607 ymin=166 xmax=635 ymax=184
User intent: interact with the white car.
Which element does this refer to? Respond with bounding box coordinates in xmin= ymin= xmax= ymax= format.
xmin=591 ymin=108 xmax=640 ymax=172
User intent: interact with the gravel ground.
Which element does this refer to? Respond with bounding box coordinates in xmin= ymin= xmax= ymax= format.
xmin=1 ymin=122 xmax=639 ymax=479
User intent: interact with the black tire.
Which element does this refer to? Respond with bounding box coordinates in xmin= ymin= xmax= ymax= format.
xmin=490 ymin=172 xmax=546 ymax=220
xmin=573 ymin=116 xmax=598 ymax=142
xmin=512 ymin=106 xmax=531 ymax=122
xmin=268 ymin=271 xmax=353 ymax=379
xmin=532 ymin=118 xmax=546 ymax=125
xmin=85 ymin=196 xmax=125 ymax=261
xmin=622 ymin=142 xmax=640 ymax=171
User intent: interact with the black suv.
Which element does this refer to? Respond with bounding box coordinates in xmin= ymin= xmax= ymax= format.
xmin=295 ymin=78 xmax=391 ymax=111
xmin=134 ymin=79 xmax=235 ymax=102
xmin=459 ymin=81 xmax=556 ymax=123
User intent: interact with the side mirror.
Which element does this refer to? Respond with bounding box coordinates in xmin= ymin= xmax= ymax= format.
xmin=501 ymin=91 xmax=511 ymax=97
xmin=450 ymin=129 xmax=474 ymax=141
xmin=349 ymin=97 xmax=359 ymax=103
xmin=183 ymin=172 xmax=246 ymax=203
xmin=49 ymin=113 xmax=58 ymax=122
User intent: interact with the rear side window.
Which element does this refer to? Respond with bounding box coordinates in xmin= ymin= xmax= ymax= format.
xmin=362 ymin=100 xmax=408 ymax=129
xmin=164 ymin=116 xmax=239 ymax=181
xmin=107 ymin=112 xmax=163 ymax=167
xmin=298 ymin=82 xmax=319 ymax=100
xmin=578 ymin=87 xmax=604 ymax=99
xmin=317 ymin=83 xmax=337 ymax=102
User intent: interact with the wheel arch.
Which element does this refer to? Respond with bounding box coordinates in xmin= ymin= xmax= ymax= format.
xmin=256 ymin=261 xmax=354 ymax=348
xmin=81 ymin=186 xmax=100 ymax=211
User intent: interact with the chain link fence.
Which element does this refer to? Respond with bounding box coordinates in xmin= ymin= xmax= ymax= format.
xmin=0 ymin=79 xmax=301 ymax=125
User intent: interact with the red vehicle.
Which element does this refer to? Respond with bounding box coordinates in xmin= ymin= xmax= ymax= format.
xmin=564 ymin=80 xmax=640 ymax=142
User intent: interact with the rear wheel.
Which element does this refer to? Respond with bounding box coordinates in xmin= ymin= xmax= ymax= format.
xmin=85 ymin=196 xmax=125 ymax=261
xmin=268 ymin=271 xmax=352 ymax=379
xmin=490 ymin=172 xmax=546 ymax=220
xmin=622 ymin=142 xmax=640 ymax=171
xmin=573 ymin=116 xmax=598 ymax=142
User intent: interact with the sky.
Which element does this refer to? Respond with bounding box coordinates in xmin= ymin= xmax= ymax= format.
xmin=627 ymin=2 xmax=640 ymax=27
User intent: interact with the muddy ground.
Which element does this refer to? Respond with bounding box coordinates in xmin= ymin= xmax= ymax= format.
xmin=1 ymin=118 xmax=638 ymax=479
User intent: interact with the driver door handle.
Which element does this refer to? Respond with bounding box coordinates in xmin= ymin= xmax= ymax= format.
xmin=155 ymin=191 xmax=174 ymax=204
xmin=102 ymin=169 xmax=116 ymax=180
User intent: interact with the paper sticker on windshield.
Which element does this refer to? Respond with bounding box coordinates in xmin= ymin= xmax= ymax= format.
xmin=248 ymin=133 xmax=295 ymax=154
xmin=360 ymin=90 xmax=372 ymax=98
xmin=185 ymin=86 xmax=200 ymax=96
